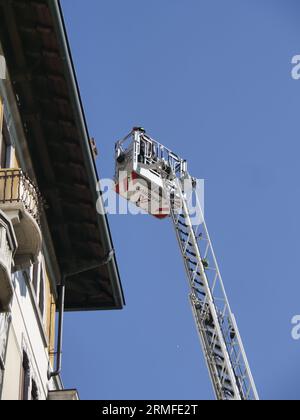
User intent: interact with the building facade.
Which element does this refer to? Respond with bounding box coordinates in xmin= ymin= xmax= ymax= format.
xmin=0 ymin=0 xmax=124 ymax=400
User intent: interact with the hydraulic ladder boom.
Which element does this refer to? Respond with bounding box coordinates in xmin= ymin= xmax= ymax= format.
xmin=168 ymin=176 xmax=258 ymax=400
xmin=115 ymin=128 xmax=259 ymax=400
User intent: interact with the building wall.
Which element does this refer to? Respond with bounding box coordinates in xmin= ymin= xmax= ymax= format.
xmin=2 ymin=271 xmax=54 ymax=400
xmin=0 ymin=46 xmax=59 ymax=400
xmin=1 ymin=326 xmax=21 ymax=400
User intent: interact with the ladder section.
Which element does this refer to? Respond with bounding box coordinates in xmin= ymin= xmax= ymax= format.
xmin=115 ymin=128 xmax=259 ymax=400
xmin=169 ymin=177 xmax=259 ymax=400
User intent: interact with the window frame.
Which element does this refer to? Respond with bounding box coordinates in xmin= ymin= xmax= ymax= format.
xmin=19 ymin=347 xmax=40 ymax=401
xmin=0 ymin=97 xmax=14 ymax=168
xmin=20 ymin=350 xmax=31 ymax=401
xmin=30 ymin=256 xmax=46 ymax=322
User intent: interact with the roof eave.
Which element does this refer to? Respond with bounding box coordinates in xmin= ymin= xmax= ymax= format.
xmin=48 ymin=0 xmax=125 ymax=310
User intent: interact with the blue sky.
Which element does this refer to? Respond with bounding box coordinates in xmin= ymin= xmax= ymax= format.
xmin=61 ymin=0 xmax=300 ymax=400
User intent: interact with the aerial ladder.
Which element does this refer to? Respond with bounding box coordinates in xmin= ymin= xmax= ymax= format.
xmin=115 ymin=127 xmax=259 ymax=400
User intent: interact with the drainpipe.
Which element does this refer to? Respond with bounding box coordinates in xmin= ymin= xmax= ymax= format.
xmin=48 ymin=250 xmax=115 ymax=380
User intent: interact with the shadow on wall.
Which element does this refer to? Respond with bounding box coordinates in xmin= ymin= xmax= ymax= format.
xmin=14 ymin=271 xmax=28 ymax=299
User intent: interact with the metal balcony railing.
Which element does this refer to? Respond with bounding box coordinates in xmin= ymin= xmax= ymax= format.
xmin=0 ymin=169 xmax=42 ymax=226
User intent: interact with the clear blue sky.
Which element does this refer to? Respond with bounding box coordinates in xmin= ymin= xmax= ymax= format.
xmin=61 ymin=0 xmax=300 ymax=400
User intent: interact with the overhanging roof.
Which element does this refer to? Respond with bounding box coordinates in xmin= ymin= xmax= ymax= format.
xmin=0 ymin=0 xmax=125 ymax=311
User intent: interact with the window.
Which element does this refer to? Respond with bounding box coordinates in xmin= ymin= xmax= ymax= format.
xmin=20 ymin=351 xmax=31 ymax=401
xmin=0 ymin=98 xmax=13 ymax=168
xmin=0 ymin=128 xmax=8 ymax=168
xmin=32 ymin=262 xmax=40 ymax=296
xmin=31 ymin=379 xmax=39 ymax=401
xmin=31 ymin=257 xmax=46 ymax=320
xmin=20 ymin=351 xmax=39 ymax=401
xmin=38 ymin=269 xmax=45 ymax=318
xmin=0 ymin=97 xmax=5 ymax=167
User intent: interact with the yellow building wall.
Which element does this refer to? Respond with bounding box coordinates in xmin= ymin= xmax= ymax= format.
xmin=45 ymin=267 xmax=56 ymax=367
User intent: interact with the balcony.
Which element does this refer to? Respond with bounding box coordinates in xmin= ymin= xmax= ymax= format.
xmin=48 ymin=390 xmax=79 ymax=401
xmin=0 ymin=210 xmax=17 ymax=311
xmin=0 ymin=169 xmax=42 ymax=270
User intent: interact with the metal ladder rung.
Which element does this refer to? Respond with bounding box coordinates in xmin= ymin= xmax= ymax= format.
xmin=190 ymin=268 xmax=202 ymax=277
xmin=185 ymin=249 xmax=197 ymax=257
xmin=205 ymin=332 xmax=222 ymax=349
xmin=204 ymin=316 xmax=214 ymax=327
xmin=215 ymin=358 xmax=225 ymax=369
xmin=177 ymin=219 xmax=188 ymax=228
xmin=207 ymin=334 xmax=221 ymax=349
xmin=192 ymin=287 xmax=206 ymax=297
xmin=194 ymin=279 xmax=204 ymax=288
xmin=209 ymin=340 xmax=222 ymax=353
xmin=182 ymin=239 xmax=194 ymax=248
xmin=223 ymin=381 xmax=234 ymax=392
xmin=178 ymin=229 xmax=189 ymax=237
xmin=215 ymin=353 xmax=225 ymax=362
xmin=189 ymin=268 xmax=203 ymax=278
xmin=187 ymin=258 xmax=198 ymax=266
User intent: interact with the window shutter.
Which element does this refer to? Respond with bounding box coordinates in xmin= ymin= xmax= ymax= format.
xmin=22 ymin=351 xmax=31 ymax=401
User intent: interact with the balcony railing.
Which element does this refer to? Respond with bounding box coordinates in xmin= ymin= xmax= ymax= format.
xmin=0 ymin=169 xmax=43 ymax=270
xmin=0 ymin=169 xmax=42 ymax=226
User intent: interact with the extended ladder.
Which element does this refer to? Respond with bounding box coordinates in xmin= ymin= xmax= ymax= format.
xmin=167 ymin=175 xmax=259 ymax=400
xmin=115 ymin=128 xmax=259 ymax=400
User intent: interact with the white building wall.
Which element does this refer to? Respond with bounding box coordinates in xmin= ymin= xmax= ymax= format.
xmin=1 ymin=271 xmax=56 ymax=400
xmin=1 ymin=327 xmax=21 ymax=400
